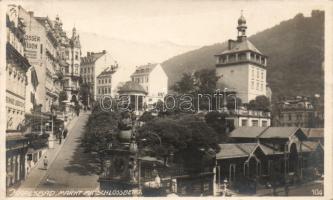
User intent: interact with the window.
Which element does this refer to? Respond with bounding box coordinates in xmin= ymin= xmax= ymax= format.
xmin=108 ymin=87 xmax=111 ymax=93
xmin=241 ymin=119 xmax=248 ymax=127
xmin=257 ymin=70 xmax=259 ymax=79
xmin=261 ymin=72 xmax=264 ymax=79
xmin=251 ymin=69 xmax=254 ymax=79
xmin=74 ymin=64 xmax=79 ymax=74
xmin=256 ymin=82 xmax=259 ymax=90
xmin=262 ymin=121 xmax=268 ymax=127
xmin=288 ymin=114 xmax=292 ymax=121
xmin=75 ymin=52 xmax=79 ymax=60
xmin=261 ymin=83 xmax=263 ymax=91
xmin=252 ymin=120 xmax=258 ymax=127
xmin=251 ymin=81 xmax=254 ymax=89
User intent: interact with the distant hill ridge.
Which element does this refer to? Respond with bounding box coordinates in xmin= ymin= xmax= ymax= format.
xmin=162 ymin=10 xmax=324 ymax=101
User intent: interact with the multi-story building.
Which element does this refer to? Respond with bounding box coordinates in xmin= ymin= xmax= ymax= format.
xmin=273 ymin=96 xmax=324 ymax=128
xmin=96 ymin=65 xmax=118 ymax=100
xmin=130 ymin=63 xmax=168 ymax=109
xmin=215 ymin=13 xmax=267 ymax=103
xmin=81 ymin=50 xmax=118 ymax=101
xmin=6 ymin=4 xmax=31 ymax=188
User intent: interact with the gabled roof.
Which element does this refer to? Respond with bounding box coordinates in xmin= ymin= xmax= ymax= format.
xmin=300 ymin=141 xmax=322 ymax=152
xmin=118 ymin=81 xmax=147 ymax=94
xmin=97 ymin=66 xmax=117 ymax=78
xmin=131 ymin=63 xmax=159 ymax=76
xmin=216 ymin=143 xmax=259 ymax=159
xmin=229 ymin=127 xmax=267 ymax=138
xmin=230 ymin=127 xmax=307 ymax=140
xmin=301 ymin=128 xmax=324 ymax=138
xmin=259 ymin=127 xmax=301 ymax=139
xmin=81 ymin=52 xmax=106 ymax=64
xmin=217 ymin=39 xmax=263 ymax=56
xmin=259 ymin=144 xmax=284 ymax=155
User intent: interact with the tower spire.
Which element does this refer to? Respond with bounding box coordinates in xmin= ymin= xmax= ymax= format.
xmin=237 ymin=10 xmax=247 ymax=42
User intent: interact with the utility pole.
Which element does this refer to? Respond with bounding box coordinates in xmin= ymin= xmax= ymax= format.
xmin=284 ymin=143 xmax=289 ymax=196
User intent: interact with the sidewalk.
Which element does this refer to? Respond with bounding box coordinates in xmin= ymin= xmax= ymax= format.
xmin=13 ymin=114 xmax=81 ymax=196
xmin=255 ymin=179 xmax=324 ymax=196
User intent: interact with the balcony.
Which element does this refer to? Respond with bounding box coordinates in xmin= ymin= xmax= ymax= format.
xmin=227 ymin=109 xmax=271 ymax=118
xmin=64 ymin=86 xmax=79 ymax=91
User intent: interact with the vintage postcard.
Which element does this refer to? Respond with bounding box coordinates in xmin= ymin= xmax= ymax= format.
xmin=1 ymin=0 xmax=332 ymax=198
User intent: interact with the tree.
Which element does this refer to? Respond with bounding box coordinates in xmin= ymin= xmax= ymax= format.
xmin=137 ymin=114 xmax=219 ymax=172
xmin=79 ymin=82 xmax=91 ymax=107
xmin=58 ymin=91 xmax=67 ymax=112
xmin=205 ymin=111 xmax=234 ymax=143
xmin=171 ymin=73 xmax=195 ymax=94
xmin=248 ymin=95 xmax=270 ymax=111
xmin=82 ymin=110 xmax=121 ymax=153
xmin=193 ymin=69 xmax=219 ymax=94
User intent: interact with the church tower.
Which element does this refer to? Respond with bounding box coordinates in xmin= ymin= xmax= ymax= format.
xmin=215 ymin=12 xmax=267 ymax=103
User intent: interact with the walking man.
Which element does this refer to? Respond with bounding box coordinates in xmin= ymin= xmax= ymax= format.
xmin=43 ymin=156 xmax=48 ymax=170
xmin=59 ymin=130 xmax=62 ymax=144
xmin=63 ymin=128 xmax=68 ymax=139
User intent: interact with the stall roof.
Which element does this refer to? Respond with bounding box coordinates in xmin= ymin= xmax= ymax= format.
xmin=230 ymin=127 xmax=307 ymax=139
xmin=216 ymin=143 xmax=259 ymax=160
xmin=301 ymin=128 xmax=324 ymax=138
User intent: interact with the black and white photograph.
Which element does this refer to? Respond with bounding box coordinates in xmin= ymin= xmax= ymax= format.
xmin=2 ymin=0 xmax=330 ymax=198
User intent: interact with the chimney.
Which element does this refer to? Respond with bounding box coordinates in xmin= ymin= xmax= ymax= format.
xmin=87 ymin=52 xmax=90 ymax=57
xmin=228 ymin=39 xmax=236 ymax=50
xmin=102 ymin=50 xmax=106 ymax=54
xmin=28 ymin=11 xmax=34 ymax=16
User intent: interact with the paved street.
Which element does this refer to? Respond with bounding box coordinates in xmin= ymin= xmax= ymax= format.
xmin=36 ymin=112 xmax=99 ymax=191
xmin=255 ymin=179 xmax=324 ymax=196
xmin=14 ymin=112 xmax=100 ymax=196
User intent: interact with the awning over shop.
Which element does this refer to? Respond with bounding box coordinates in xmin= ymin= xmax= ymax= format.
xmin=25 ymin=112 xmax=50 ymax=120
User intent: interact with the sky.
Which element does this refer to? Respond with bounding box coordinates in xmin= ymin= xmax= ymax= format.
xmin=11 ymin=0 xmax=325 ymax=80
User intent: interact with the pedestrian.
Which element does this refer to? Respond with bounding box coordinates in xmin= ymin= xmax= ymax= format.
xmin=59 ymin=131 xmax=62 ymax=144
xmin=43 ymin=156 xmax=48 ymax=170
xmin=63 ymin=128 xmax=68 ymax=139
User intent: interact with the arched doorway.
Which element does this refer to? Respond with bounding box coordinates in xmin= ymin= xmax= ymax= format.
xmin=71 ymin=95 xmax=77 ymax=103
xmin=289 ymin=143 xmax=298 ymax=173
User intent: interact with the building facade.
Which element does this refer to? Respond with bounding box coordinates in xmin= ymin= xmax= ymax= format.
xmin=6 ymin=4 xmax=31 ymax=188
xmin=131 ymin=63 xmax=168 ymax=109
xmin=81 ymin=50 xmax=119 ymax=101
xmin=215 ymin=13 xmax=267 ymax=103
xmin=96 ymin=65 xmax=118 ymax=100
xmin=273 ymin=96 xmax=324 ymax=128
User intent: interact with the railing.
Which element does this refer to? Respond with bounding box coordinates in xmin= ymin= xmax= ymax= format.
xmin=217 ymin=57 xmax=265 ymax=67
xmin=228 ymin=109 xmax=271 ymax=117
xmin=64 ymin=86 xmax=79 ymax=91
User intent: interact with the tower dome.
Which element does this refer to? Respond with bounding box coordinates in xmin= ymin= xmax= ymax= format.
xmin=238 ymin=14 xmax=246 ymax=25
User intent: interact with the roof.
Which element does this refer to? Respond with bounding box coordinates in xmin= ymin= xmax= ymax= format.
xmin=259 ymin=127 xmax=300 ymax=138
xmin=229 ymin=127 xmax=267 ymax=138
xmin=259 ymin=144 xmax=284 ymax=155
xmin=301 ymin=128 xmax=324 ymax=138
xmin=81 ymin=51 xmax=106 ymax=64
xmin=97 ymin=66 xmax=117 ymax=78
xmin=131 ymin=63 xmax=158 ymax=76
xmin=230 ymin=127 xmax=306 ymax=139
xmin=216 ymin=143 xmax=259 ymax=159
xmin=118 ymin=81 xmax=147 ymax=94
xmin=217 ymin=39 xmax=263 ymax=56
xmin=300 ymin=141 xmax=321 ymax=152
